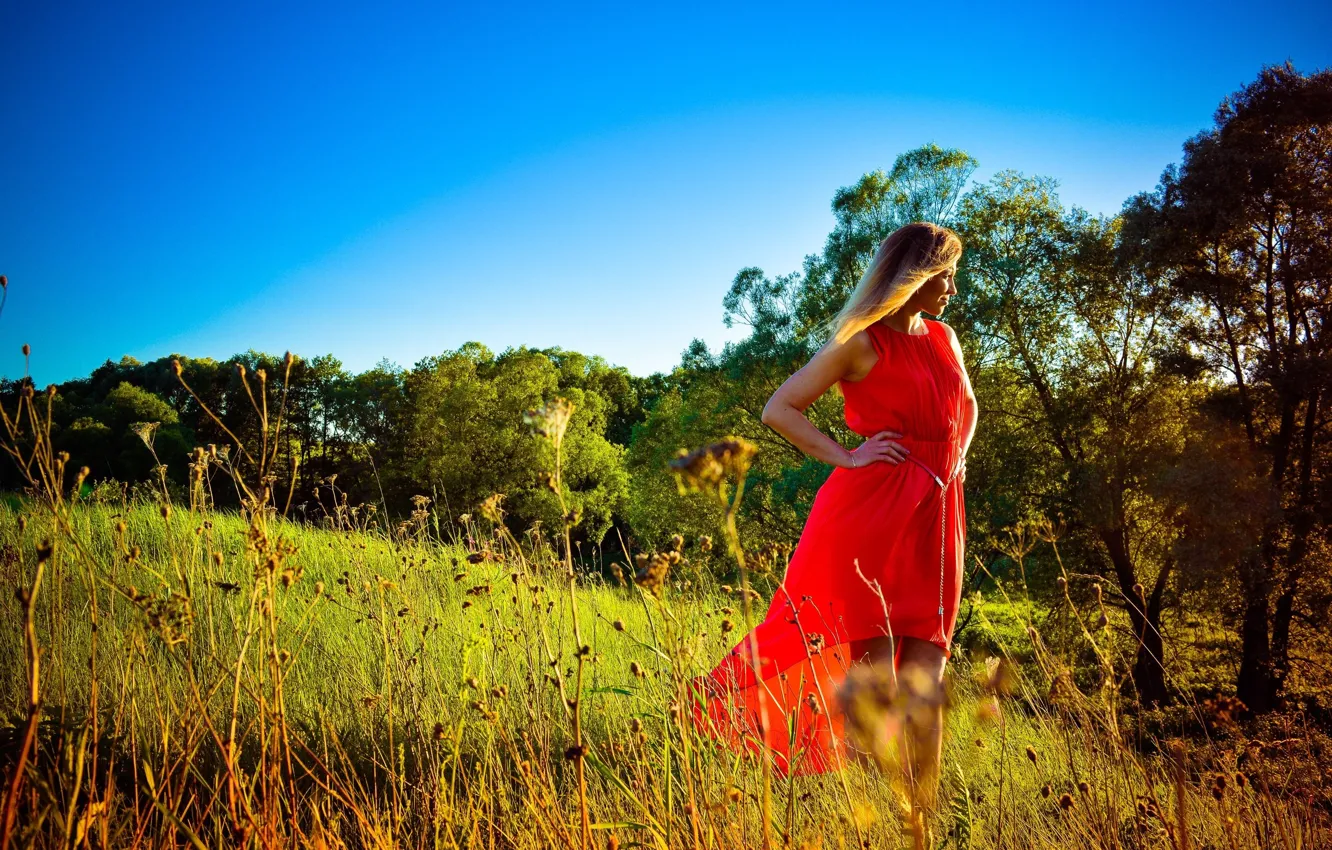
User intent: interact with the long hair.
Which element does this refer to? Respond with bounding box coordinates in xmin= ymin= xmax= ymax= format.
xmin=818 ymin=222 xmax=963 ymax=346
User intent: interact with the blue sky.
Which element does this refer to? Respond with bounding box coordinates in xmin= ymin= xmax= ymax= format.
xmin=3 ymin=1 xmax=1329 ymax=385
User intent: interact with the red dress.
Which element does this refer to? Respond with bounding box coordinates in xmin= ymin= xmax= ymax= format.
xmin=691 ymin=317 xmax=968 ymax=776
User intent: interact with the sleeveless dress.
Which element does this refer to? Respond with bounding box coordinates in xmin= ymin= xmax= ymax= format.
xmin=690 ymin=317 xmax=968 ymax=776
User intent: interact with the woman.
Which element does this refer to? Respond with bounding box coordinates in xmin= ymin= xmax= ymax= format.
xmin=692 ymin=222 xmax=976 ymax=806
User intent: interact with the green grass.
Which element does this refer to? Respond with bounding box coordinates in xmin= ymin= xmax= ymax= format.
xmin=1 ymin=497 xmax=1326 ymax=849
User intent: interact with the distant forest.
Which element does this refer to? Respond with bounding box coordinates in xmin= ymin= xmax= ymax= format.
xmin=3 ymin=63 xmax=1328 ymax=715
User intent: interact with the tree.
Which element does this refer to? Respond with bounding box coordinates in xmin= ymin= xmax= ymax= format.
xmin=796 ymin=144 xmax=978 ymax=336
xmin=1129 ymin=62 xmax=1332 ymax=710
xmin=403 ymin=344 xmax=629 ymax=550
xmin=959 ymin=171 xmax=1195 ymax=705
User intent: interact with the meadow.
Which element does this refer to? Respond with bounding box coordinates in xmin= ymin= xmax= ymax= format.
xmin=2 ymin=66 xmax=1329 ymax=847
xmin=0 ymin=379 xmax=1326 ymax=850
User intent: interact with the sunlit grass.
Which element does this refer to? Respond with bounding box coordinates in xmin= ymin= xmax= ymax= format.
xmin=0 ymin=371 xmax=1325 ymax=849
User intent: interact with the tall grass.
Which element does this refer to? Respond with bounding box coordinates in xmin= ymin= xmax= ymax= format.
xmin=0 ymin=361 xmax=1326 ymax=849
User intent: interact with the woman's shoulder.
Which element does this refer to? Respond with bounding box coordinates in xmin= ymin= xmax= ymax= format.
xmin=925 ymin=318 xmax=956 ymax=339
xmin=832 ymin=323 xmax=885 ymax=384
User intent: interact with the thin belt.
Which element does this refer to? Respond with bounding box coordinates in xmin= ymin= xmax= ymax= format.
xmin=902 ymin=452 xmax=961 ymax=644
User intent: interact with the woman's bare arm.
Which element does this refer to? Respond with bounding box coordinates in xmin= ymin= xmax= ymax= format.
xmin=760 ymin=330 xmax=910 ymax=469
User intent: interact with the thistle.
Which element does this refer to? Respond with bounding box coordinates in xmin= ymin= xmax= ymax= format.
xmin=668 ymin=437 xmax=758 ymax=500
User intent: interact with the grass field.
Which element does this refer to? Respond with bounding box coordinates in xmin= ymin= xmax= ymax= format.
xmin=1 ymin=489 xmax=1327 ymax=849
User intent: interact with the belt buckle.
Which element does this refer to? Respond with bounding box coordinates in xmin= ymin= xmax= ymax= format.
xmin=908 ymin=454 xmax=946 ymax=489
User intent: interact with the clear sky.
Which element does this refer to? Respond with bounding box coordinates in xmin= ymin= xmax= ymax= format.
xmin=3 ymin=1 xmax=1329 ymax=385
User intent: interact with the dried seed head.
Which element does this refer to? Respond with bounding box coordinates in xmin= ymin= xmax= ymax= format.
xmin=479 ymin=493 xmax=506 ymax=523
xmin=1058 ymin=793 xmax=1074 ymax=810
xmin=633 ymin=550 xmax=672 ymax=597
xmin=1165 ymin=739 xmax=1188 ymax=767
xmin=629 ymin=661 xmax=644 ymax=678
xmin=612 ymin=619 xmax=625 ymax=631
xmin=564 ymin=744 xmax=587 ymax=761
xmin=1026 ymin=745 xmax=1038 ymax=765
xmin=1040 ymin=783 xmax=1052 ymax=798
xmin=22 ymin=344 xmax=30 ymax=357
xmin=980 ymin=655 xmax=1017 ymax=695
xmin=523 ymin=397 xmax=575 ymax=443
xmin=1078 ymin=780 xmax=1090 ymax=795
xmin=668 ymin=437 xmax=758 ymax=498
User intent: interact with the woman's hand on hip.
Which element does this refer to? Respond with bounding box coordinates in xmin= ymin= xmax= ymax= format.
xmin=845 ymin=431 xmax=909 ymax=468
xmin=952 ymin=456 xmax=967 ymax=482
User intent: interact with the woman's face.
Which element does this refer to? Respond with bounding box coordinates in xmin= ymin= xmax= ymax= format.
xmin=910 ymin=260 xmax=959 ymax=315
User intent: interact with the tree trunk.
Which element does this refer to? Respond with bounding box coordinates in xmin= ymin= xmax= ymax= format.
xmin=1271 ymin=386 xmax=1321 ymax=701
xmin=1236 ymin=549 xmax=1274 ymax=713
xmin=1100 ymin=528 xmax=1169 ymax=706
xmin=1270 ymin=579 xmax=1295 ymax=703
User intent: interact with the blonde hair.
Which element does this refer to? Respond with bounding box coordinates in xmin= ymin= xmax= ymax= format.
xmin=818 ymin=221 xmax=963 ymax=346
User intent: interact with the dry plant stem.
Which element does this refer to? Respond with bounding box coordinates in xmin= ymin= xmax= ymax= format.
xmin=720 ymin=472 xmax=774 ymax=850
xmin=552 ymin=427 xmax=591 ymax=850
xmin=173 ymin=367 xmax=259 ymax=470
xmin=0 ymin=559 xmax=43 ymax=850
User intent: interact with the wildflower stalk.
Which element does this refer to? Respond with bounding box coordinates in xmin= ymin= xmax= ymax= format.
xmin=0 ymin=556 xmax=43 ymax=849
xmin=522 ymin=397 xmax=592 ymax=850
xmin=668 ymin=436 xmax=773 ymax=850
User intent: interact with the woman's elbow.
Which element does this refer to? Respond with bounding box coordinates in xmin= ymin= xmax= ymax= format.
xmin=760 ymin=400 xmax=781 ymax=425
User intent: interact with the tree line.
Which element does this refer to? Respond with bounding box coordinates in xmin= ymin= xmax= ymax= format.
xmin=3 ymin=62 xmax=1327 ymax=716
